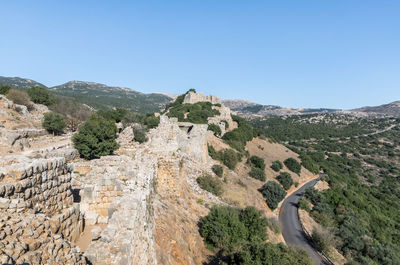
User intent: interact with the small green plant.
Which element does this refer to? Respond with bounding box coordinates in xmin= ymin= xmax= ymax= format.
xmin=298 ymin=197 xmax=311 ymax=212
xmin=197 ymin=199 xmax=204 ymax=205
xmin=133 ymin=127 xmax=148 ymax=143
xmin=270 ymin=160 xmax=283 ymax=172
xmin=196 ymin=174 xmax=223 ymax=196
xmin=212 ymin=164 xmax=223 ymax=177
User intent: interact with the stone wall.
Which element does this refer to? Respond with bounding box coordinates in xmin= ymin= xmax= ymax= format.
xmin=183 ymin=91 xmax=221 ymax=105
xmin=0 ymin=157 xmax=74 ymax=215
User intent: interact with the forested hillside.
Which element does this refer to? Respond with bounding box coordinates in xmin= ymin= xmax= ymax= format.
xmin=253 ymin=114 xmax=400 ymax=265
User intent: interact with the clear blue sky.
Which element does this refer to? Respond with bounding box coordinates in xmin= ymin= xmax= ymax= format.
xmin=1 ymin=0 xmax=399 ymax=109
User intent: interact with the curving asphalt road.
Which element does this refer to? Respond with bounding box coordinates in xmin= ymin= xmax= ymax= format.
xmin=279 ymin=177 xmax=329 ymax=265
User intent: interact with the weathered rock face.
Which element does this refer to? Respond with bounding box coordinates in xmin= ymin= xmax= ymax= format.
xmin=183 ymin=91 xmax=221 ymax=105
xmin=81 ymin=151 xmax=158 ymax=264
xmin=148 ymin=116 xmax=209 ymax=164
xmin=0 ymin=155 xmax=85 ymax=264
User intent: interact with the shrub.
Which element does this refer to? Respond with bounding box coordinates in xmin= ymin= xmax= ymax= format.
xmin=271 ymin=160 xmax=283 ymax=172
xmin=27 ymin=86 xmax=55 ymax=106
xmin=42 ymin=112 xmax=66 ymax=135
xmin=208 ymin=124 xmax=222 ymax=137
xmin=49 ymin=99 xmax=93 ymax=130
xmin=249 ymin=167 xmax=266 ymax=181
xmin=276 ymin=172 xmax=293 ymax=190
xmin=284 ymin=158 xmax=301 ymax=174
xmin=199 ymin=205 xmax=267 ymax=251
xmin=312 ymin=227 xmax=336 ymax=254
xmin=0 ymin=85 xmax=11 ymax=95
xmin=196 ymin=175 xmax=223 ymax=196
xmin=222 ymin=115 xmax=254 ymax=152
xmin=6 ymin=89 xmax=33 ymax=110
xmin=259 ymin=181 xmax=287 ymax=210
xmin=247 ymin=155 xmax=265 ymax=170
xmin=221 ymin=148 xmax=239 ymax=170
xmin=212 ymin=164 xmax=223 ymax=177
xmin=208 ymin=144 xmax=219 ymax=160
xmin=144 ymin=114 xmax=160 ymax=129
xmin=298 ymin=197 xmax=311 ymax=212
xmin=266 ymin=217 xmax=282 ymax=234
xmin=97 ymin=108 xmax=129 ymax=123
xmin=132 ymin=126 xmax=148 ymax=143
xmin=72 ymin=114 xmax=119 ymax=159
xmin=229 ymin=242 xmax=313 ymax=265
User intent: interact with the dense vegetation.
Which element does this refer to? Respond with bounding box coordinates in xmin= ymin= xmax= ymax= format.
xmin=254 ymin=114 xmax=400 ymax=264
xmin=208 ymin=123 xmax=222 ymax=136
xmin=276 ymin=172 xmax=293 ymax=190
xmin=259 ymin=181 xmax=287 ymax=210
xmin=200 ymin=205 xmax=312 ymax=265
xmin=72 ymin=114 xmax=119 ymax=159
xmin=196 ymin=174 xmax=223 ymax=196
xmin=222 ymin=115 xmax=255 ymax=152
xmin=42 ymin=112 xmax=66 ymax=135
xmin=27 ymin=86 xmax=56 ymax=106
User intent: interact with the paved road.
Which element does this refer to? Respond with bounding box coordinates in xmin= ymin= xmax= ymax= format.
xmin=279 ymin=177 xmax=330 ymax=265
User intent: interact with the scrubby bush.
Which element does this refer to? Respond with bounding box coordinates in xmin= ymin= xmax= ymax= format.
xmin=312 ymin=227 xmax=336 ymax=255
xmin=72 ymin=114 xmax=119 ymax=159
xmin=199 ymin=205 xmax=267 ymax=251
xmin=276 ymin=172 xmax=293 ymax=190
xmin=0 ymin=85 xmax=10 ymax=95
xmin=49 ymin=99 xmax=93 ymax=130
xmin=247 ymin=155 xmax=265 ymax=170
xmin=266 ymin=217 xmax=282 ymax=234
xmin=259 ymin=181 xmax=287 ymax=210
xmin=97 ymin=108 xmax=128 ymax=123
xmin=208 ymin=144 xmax=219 ymax=160
xmin=221 ymin=148 xmax=239 ymax=170
xmin=229 ymin=242 xmax=313 ymax=265
xmin=132 ymin=126 xmax=148 ymax=143
xmin=249 ymin=167 xmax=266 ymax=181
xmin=27 ymin=86 xmax=55 ymax=106
xmin=284 ymin=158 xmax=301 ymax=174
xmin=211 ymin=164 xmax=223 ymax=177
xmin=271 ymin=160 xmax=283 ymax=172
xmin=222 ymin=115 xmax=254 ymax=152
xmin=6 ymin=89 xmax=33 ymax=110
xmin=144 ymin=114 xmax=160 ymax=129
xmin=42 ymin=112 xmax=66 ymax=135
xmin=196 ymin=175 xmax=223 ymax=196
xmin=298 ymin=197 xmax=311 ymax=212
xmin=208 ymin=124 xmax=222 ymax=137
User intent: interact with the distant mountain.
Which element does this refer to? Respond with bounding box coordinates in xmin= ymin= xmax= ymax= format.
xmin=0 ymin=76 xmax=46 ymax=89
xmin=352 ymin=101 xmax=400 ymax=117
xmin=50 ymin=81 xmax=172 ymax=113
xmin=223 ymin=99 xmax=339 ymax=116
xmin=0 ymin=76 xmax=173 ymax=113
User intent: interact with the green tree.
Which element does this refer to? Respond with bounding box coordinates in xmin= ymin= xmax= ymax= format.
xmin=196 ymin=175 xmax=223 ymax=196
xmin=270 ymin=160 xmax=283 ymax=172
xmin=208 ymin=124 xmax=222 ymax=137
xmin=0 ymin=85 xmax=11 ymax=95
xmin=284 ymin=158 xmax=301 ymax=174
xmin=42 ymin=112 xmax=66 ymax=135
xmin=221 ymin=148 xmax=239 ymax=170
xmin=276 ymin=172 xmax=294 ymax=190
xmin=27 ymin=86 xmax=55 ymax=106
xmin=212 ymin=164 xmax=223 ymax=177
xmin=259 ymin=181 xmax=287 ymax=210
xmin=247 ymin=155 xmax=266 ymax=170
xmin=72 ymin=114 xmax=119 ymax=159
xmin=249 ymin=167 xmax=266 ymax=181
